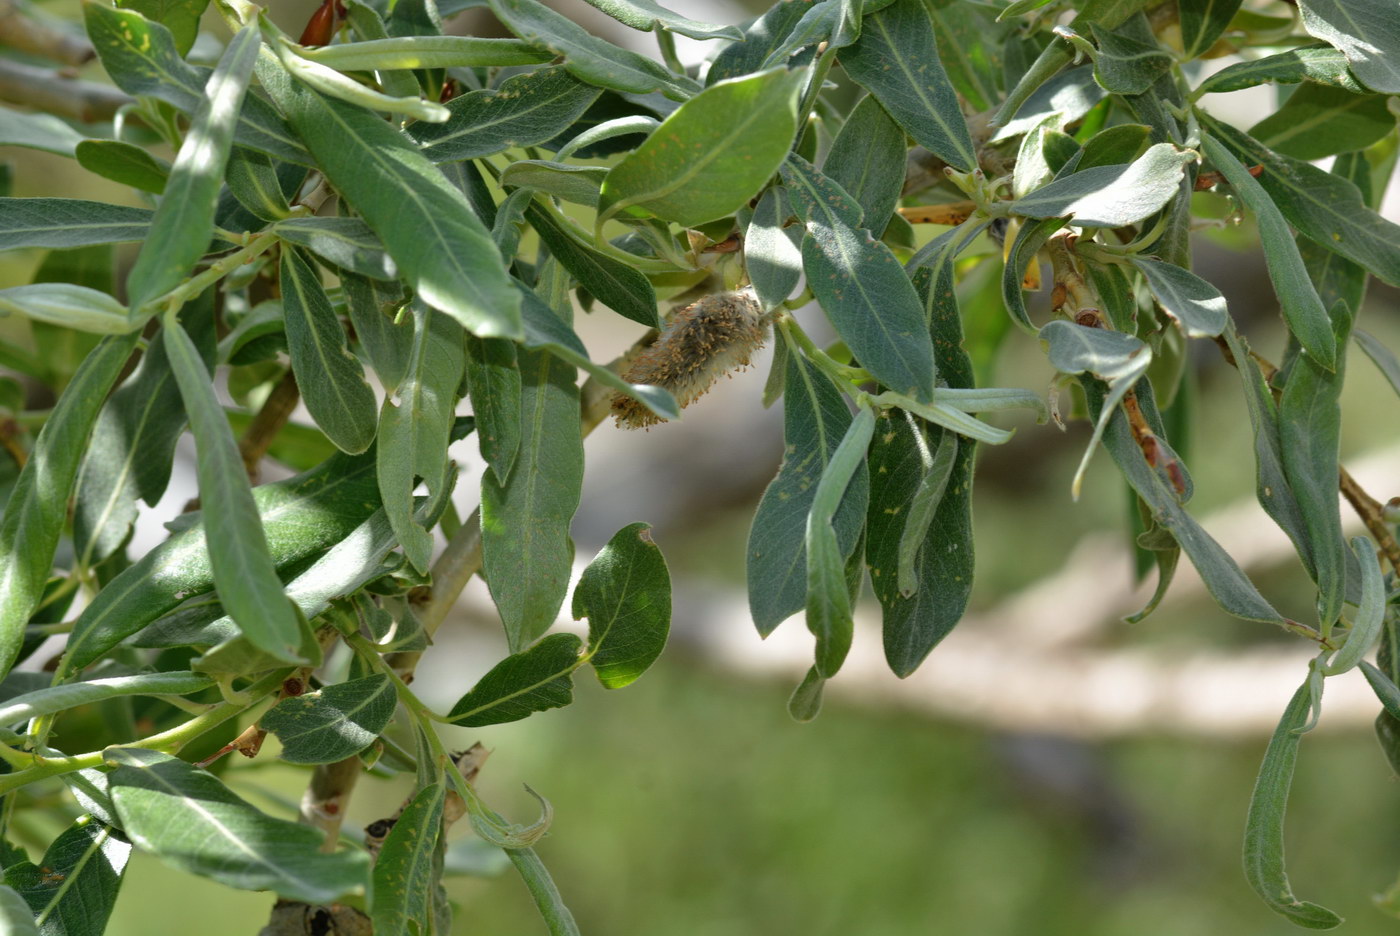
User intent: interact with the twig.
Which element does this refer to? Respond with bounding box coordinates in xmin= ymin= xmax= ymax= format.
xmin=1340 ymin=465 xmax=1400 ymax=574
xmin=238 ymin=369 xmax=299 ymax=481
xmin=0 ymin=0 xmax=94 ymax=67
xmin=898 ymin=200 xmax=978 ymax=226
xmin=0 ymin=58 xmax=129 ymax=122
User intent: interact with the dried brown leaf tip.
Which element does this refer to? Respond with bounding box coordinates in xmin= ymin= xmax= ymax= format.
xmin=612 ymin=291 xmax=768 ymax=429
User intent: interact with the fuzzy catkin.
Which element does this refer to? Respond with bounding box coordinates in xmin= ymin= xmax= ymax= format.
xmin=612 ymin=292 xmax=768 ymax=429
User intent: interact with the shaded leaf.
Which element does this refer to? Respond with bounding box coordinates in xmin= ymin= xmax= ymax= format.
xmin=116 ymin=0 xmax=209 ymax=56
xmin=3 ymin=818 xmax=129 ymax=936
xmin=839 ymin=0 xmax=976 ymax=172
xmin=1090 ymin=16 xmax=1173 ymax=94
xmin=1249 ymin=84 xmax=1395 ymax=161
xmin=0 ymin=109 xmax=84 ymax=157
xmin=1179 ymin=0 xmax=1242 ymax=58
xmin=0 ymin=199 xmax=152 ymax=251
xmin=107 ymin=749 xmax=368 ymax=904
xmin=822 ymin=94 xmax=907 ymax=235
xmin=447 ymin=633 xmax=582 ymax=726
xmin=0 ymin=285 xmax=131 ymax=335
xmin=372 ymin=782 xmax=445 ymax=936
xmin=0 ymin=672 xmax=212 ymax=728
xmin=74 ymin=140 xmax=169 ymax=195
xmin=572 ymin=522 xmax=671 ymax=689
xmin=524 ymin=203 xmax=659 ymax=328
xmin=1355 ymin=329 xmax=1400 ymax=399
xmin=262 ymin=674 xmax=397 ymax=764
xmin=465 ymin=336 xmax=521 ymax=485
xmin=273 ymin=218 xmax=396 ymax=281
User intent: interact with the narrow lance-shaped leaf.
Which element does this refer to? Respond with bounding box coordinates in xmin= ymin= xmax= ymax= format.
xmin=64 ymin=450 xmax=381 ymax=671
xmin=1279 ymin=299 xmax=1352 ymax=631
xmin=107 ymin=749 xmax=369 ymax=904
xmin=0 ymin=284 xmax=133 ymax=336
xmin=748 ymin=333 xmax=867 ymax=635
xmin=1178 ymin=0 xmax=1242 ymax=58
xmin=3 ymin=817 xmax=130 ymax=936
xmin=280 ymin=250 xmax=378 ymax=455
xmin=599 ymin=67 xmax=805 ymax=229
xmin=524 ymin=203 xmax=659 ymax=329
xmin=1200 ymin=133 xmax=1336 ymax=371
xmin=579 ymin=0 xmax=743 ymax=40
xmin=84 ymin=4 xmax=311 ymax=166
xmin=1089 ymin=16 xmax=1173 ymax=95
xmin=839 ymin=0 xmax=976 ymax=172
xmin=379 ymin=304 xmax=465 ymax=574
xmin=1010 ymin=142 xmax=1193 ymax=228
xmin=164 ymin=321 xmax=305 ymax=664
xmin=1355 ymin=329 xmax=1400 ymax=400
xmin=806 ymin=405 xmax=875 ymax=678
xmin=1248 ymin=84 xmax=1395 ymax=162
xmin=125 ymin=23 xmax=261 ymax=314
xmin=0 ymin=199 xmax=153 ymax=251
xmin=259 ymin=62 xmax=522 ymax=340
xmin=343 ymin=274 xmax=412 ymax=393
xmin=1297 ymin=0 xmax=1400 ymax=93
xmin=487 ymin=0 xmax=699 ymax=101
xmin=481 ymin=347 xmax=584 ymax=651
xmin=448 ymin=633 xmax=582 ymax=726
xmin=0 ymin=331 xmax=138 ymax=678
xmin=573 ymin=522 xmax=672 ymax=689
xmin=1242 ymin=682 xmax=1344 ymax=929
xmin=781 ymin=156 xmax=938 ymax=402
xmin=465 ymin=336 xmax=522 ymax=485
xmin=297 ymin=35 xmax=550 ymax=71
xmin=1322 ymin=538 xmax=1385 ymax=676
xmin=822 ymin=94 xmax=907 ymax=236
xmin=0 ymin=672 xmax=212 ymax=727
xmin=75 ymin=139 xmax=170 ymax=195
xmin=373 ymin=782 xmax=446 ymax=936
xmin=896 ymin=429 xmax=957 ymax=598
xmin=411 ymin=66 xmax=603 ymax=163
xmin=261 ymin=674 xmax=398 ymax=764
xmin=1192 ymin=46 xmax=1363 ymax=97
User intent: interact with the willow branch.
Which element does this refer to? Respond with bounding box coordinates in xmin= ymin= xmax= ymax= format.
xmin=0 ymin=59 xmax=129 ymax=122
xmin=0 ymin=0 xmax=94 ymax=67
xmin=1340 ymin=466 xmax=1400 ymax=574
xmin=239 ymin=369 xmax=299 ymax=481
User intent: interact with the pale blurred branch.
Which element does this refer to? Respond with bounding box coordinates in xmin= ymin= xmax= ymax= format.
xmin=0 ymin=0 xmax=94 ymax=67
xmin=0 ymin=59 xmax=129 ymax=122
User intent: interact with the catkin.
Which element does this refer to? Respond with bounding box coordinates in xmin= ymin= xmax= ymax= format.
xmin=612 ymin=291 xmax=768 ymax=429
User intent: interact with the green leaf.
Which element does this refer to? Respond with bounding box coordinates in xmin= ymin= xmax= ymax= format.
xmin=0 ymin=885 xmax=38 ymax=936
xmin=481 ymin=349 xmax=583 ymax=651
xmin=344 ymin=274 xmax=413 ymax=393
xmin=1000 ymin=216 xmax=1062 ymax=332
xmin=498 ymin=161 xmax=607 ymax=208
xmin=1355 ymin=329 xmax=1400 ymax=399
xmin=0 ymin=199 xmax=152 ymax=251
xmin=993 ymin=64 xmax=1106 ymax=142
xmin=1179 ymin=0 xmax=1242 ymax=58
xmin=598 ymin=67 xmax=804 ymax=229
xmin=822 ymin=94 xmax=907 ymax=236
xmin=1249 ymin=84 xmax=1395 ymax=161
xmin=4 ymin=818 xmax=130 ymax=936
xmin=1131 ymin=257 xmax=1228 ymax=337
xmin=411 ymin=66 xmax=602 ymax=163
xmin=85 ymin=5 xmax=310 ymax=166
xmin=260 ymin=65 xmax=522 ymax=340
xmin=1297 ymin=0 xmax=1400 ymax=93
xmin=1090 ymin=16 xmax=1173 ymax=94
xmin=744 ymin=186 xmax=803 ymax=311
xmin=1279 ymin=300 xmax=1352 ymax=630
xmin=66 ymin=448 xmax=381 ymax=670
xmin=866 ymin=263 xmax=978 ymax=677
xmin=1193 ymin=45 xmax=1363 ymax=97
xmin=447 ymin=633 xmax=582 ymax=726
xmin=116 ymin=0 xmax=209 ymax=56
xmin=223 ymin=148 xmax=292 ymax=222
xmin=164 ymin=321 xmax=306 ymax=663
xmin=524 ymin=203 xmax=660 ymax=328
xmin=572 ymin=522 xmax=671 ymax=689
xmin=280 ymin=250 xmax=378 ymax=455
xmin=1242 ymin=682 xmax=1343 ymax=929
xmin=487 ymin=0 xmax=699 ymax=101
xmin=378 ymin=304 xmax=465 ymax=574
xmin=74 ymin=140 xmax=169 ymax=195
xmin=297 ymin=36 xmax=550 ymax=71
xmin=781 ymin=156 xmax=937 ymax=402
xmin=578 ymin=0 xmax=742 ymax=40
xmin=1078 ymin=123 xmax=1151 ymax=169
xmin=0 ymin=108 xmax=84 ymax=157
xmin=465 ymin=336 xmax=521 ymax=485
xmin=107 ymin=749 xmax=369 ymax=903
xmin=926 ymin=0 xmax=1005 ymax=112
xmin=805 ymin=405 xmax=875 ymax=677
xmin=1222 ymin=325 xmax=1316 ymax=583
xmin=748 ymin=337 xmax=867 ymax=635
xmin=1199 ymin=115 xmax=1400 ymax=289
xmin=0 ymin=332 xmax=138 ymax=677
xmin=708 ymin=1 xmax=811 ymax=84
xmin=262 ymin=674 xmax=397 ymax=764
xmin=1011 ymin=142 xmax=1193 ymax=228
xmin=274 ymin=218 xmax=397 ymax=281
xmin=0 ymin=672 xmax=212 ymax=727
xmin=0 ymin=284 xmax=132 ymax=335
xmin=786 ymin=666 xmax=825 ymax=723
xmin=372 ymin=782 xmax=445 ymax=936
xmin=1200 ymin=132 xmax=1336 ymax=371
xmin=1084 ymin=378 xmax=1288 ymax=627
xmin=125 ymin=23 xmax=260 ymax=314
xmin=839 ymin=0 xmax=976 ymax=172
xmin=895 ymin=430 xmax=957 ymax=597
xmin=1322 ymin=538 xmax=1384 ymax=676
